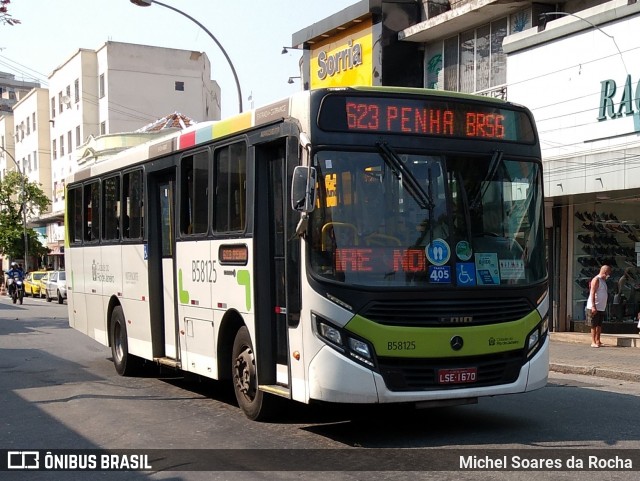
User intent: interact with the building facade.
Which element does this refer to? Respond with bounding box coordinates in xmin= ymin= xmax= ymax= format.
xmin=0 ymin=72 xmax=40 ymax=113
xmin=48 ymin=41 xmax=221 ymax=215
xmin=2 ymin=41 xmax=221 ymax=271
xmin=292 ymin=0 xmax=640 ymax=331
xmin=504 ymin=0 xmax=640 ymax=330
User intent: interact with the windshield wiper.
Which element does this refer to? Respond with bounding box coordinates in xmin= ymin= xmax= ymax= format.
xmin=471 ymin=149 xmax=503 ymax=210
xmin=455 ymin=170 xmax=474 ymax=242
xmin=376 ymin=141 xmax=434 ymax=211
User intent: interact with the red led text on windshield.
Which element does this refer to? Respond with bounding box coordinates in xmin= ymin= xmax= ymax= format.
xmin=335 ymin=248 xmax=427 ymax=273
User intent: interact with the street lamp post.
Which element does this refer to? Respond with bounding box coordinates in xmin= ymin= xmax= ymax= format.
xmin=130 ymin=0 xmax=243 ymax=114
xmin=0 ymin=145 xmax=29 ymax=272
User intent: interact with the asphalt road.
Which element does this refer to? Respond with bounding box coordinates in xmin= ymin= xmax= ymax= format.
xmin=2 ymin=295 xmax=640 ymax=480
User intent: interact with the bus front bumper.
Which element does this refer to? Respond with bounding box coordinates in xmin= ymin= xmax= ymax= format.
xmin=307 ymin=336 xmax=549 ymax=404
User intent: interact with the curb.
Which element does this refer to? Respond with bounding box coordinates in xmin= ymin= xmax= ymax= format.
xmin=550 ymin=363 xmax=640 ymax=383
xmin=550 ymin=332 xmax=640 ymax=348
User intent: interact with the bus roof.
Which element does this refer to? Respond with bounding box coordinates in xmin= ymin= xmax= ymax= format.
xmin=66 ymin=86 xmax=525 ymax=184
xmin=67 ymin=88 xmax=311 ymax=183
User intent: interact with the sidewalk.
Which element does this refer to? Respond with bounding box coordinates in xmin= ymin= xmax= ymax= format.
xmin=549 ymin=332 xmax=640 ymax=382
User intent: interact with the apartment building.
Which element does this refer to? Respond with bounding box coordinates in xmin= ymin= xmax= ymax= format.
xmin=48 ymin=41 xmax=220 ymax=214
xmin=0 ymin=72 xmax=41 ymax=179
xmin=3 ymin=41 xmax=221 ymax=270
xmin=0 ymin=72 xmax=40 ymax=112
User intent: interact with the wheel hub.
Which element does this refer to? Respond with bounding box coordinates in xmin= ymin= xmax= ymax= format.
xmin=234 ymin=347 xmax=256 ymax=398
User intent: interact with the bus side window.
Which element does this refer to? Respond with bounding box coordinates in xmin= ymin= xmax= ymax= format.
xmin=214 ymin=142 xmax=247 ymax=233
xmin=67 ymin=187 xmax=84 ymax=244
xmin=83 ymin=181 xmax=100 ymax=242
xmin=123 ymin=169 xmax=143 ymax=240
xmin=102 ymin=175 xmax=120 ymax=241
xmin=180 ymin=151 xmax=209 ymax=235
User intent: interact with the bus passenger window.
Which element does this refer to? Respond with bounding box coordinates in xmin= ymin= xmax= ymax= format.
xmin=180 ymin=151 xmax=209 ymax=235
xmin=214 ymin=143 xmax=246 ymax=233
xmin=123 ymin=170 xmax=143 ymax=240
xmin=102 ymin=175 xmax=120 ymax=240
xmin=67 ymin=187 xmax=83 ymax=244
xmin=83 ymin=181 xmax=100 ymax=242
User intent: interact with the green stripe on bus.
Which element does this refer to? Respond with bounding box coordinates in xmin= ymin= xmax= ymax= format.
xmin=236 ymin=269 xmax=251 ymax=311
xmin=178 ymin=269 xmax=190 ymax=304
xmin=345 ymin=310 xmax=542 ymax=358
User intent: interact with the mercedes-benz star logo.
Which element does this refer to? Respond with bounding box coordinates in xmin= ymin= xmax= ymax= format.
xmin=450 ymin=336 xmax=464 ymax=351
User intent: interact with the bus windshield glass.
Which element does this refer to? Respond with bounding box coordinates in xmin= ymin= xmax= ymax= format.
xmin=309 ymin=149 xmax=545 ymax=288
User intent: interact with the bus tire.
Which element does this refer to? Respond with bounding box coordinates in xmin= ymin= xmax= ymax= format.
xmin=232 ymin=326 xmax=278 ymax=421
xmin=110 ymin=306 xmax=138 ymax=376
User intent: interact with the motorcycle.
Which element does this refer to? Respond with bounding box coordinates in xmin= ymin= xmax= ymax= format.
xmin=7 ymin=278 xmax=24 ymax=305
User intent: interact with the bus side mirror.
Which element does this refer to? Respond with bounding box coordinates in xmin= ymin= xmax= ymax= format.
xmin=291 ymin=166 xmax=317 ymax=213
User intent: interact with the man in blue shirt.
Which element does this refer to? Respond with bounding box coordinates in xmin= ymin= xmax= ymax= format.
xmin=6 ymin=262 xmax=24 ymax=297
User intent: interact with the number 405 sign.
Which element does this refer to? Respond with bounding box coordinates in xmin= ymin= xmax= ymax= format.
xmin=429 ymin=265 xmax=451 ymax=283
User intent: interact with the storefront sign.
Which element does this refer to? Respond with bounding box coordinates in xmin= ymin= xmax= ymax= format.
xmin=317 ymin=40 xmax=363 ymax=80
xmin=597 ymin=74 xmax=640 ymax=121
xmin=53 ymin=180 xmax=65 ymax=204
xmin=310 ymin=20 xmax=373 ymax=89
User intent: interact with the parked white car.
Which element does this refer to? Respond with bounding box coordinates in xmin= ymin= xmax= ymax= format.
xmin=44 ymin=270 xmax=67 ymax=304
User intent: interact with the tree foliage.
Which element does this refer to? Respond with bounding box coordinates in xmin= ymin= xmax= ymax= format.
xmin=0 ymin=171 xmax=51 ymax=262
xmin=0 ymin=0 xmax=20 ymax=26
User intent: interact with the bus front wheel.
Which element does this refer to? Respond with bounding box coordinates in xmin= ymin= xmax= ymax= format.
xmin=110 ymin=306 xmax=138 ymax=376
xmin=232 ymin=326 xmax=278 ymax=421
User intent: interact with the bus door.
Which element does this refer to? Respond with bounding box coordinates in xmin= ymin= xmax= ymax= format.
xmin=254 ymin=139 xmax=300 ymax=392
xmin=147 ymin=170 xmax=179 ymax=363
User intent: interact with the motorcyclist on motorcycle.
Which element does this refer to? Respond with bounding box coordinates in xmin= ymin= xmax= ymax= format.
xmin=6 ymin=262 xmax=24 ymax=297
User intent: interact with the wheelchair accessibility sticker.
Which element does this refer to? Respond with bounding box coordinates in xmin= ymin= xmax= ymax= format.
xmin=456 ymin=263 xmax=476 ymax=286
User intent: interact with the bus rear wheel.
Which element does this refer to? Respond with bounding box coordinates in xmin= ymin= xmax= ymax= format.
xmin=110 ymin=306 xmax=139 ymax=376
xmin=232 ymin=326 xmax=278 ymax=421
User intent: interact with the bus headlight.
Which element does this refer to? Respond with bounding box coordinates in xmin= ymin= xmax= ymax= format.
xmin=314 ymin=314 xmax=376 ymax=368
xmin=348 ymin=338 xmax=373 ymax=365
xmin=318 ymin=322 xmax=343 ymax=345
xmin=528 ymin=330 xmax=540 ymax=352
xmin=526 ymin=316 xmax=549 ymax=359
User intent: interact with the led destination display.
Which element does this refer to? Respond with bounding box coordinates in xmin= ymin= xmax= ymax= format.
xmin=318 ymin=94 xmax=536 ymax=142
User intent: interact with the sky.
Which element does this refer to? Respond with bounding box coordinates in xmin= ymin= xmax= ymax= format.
xmin=0 ymin=0 xmax=354 ymax=120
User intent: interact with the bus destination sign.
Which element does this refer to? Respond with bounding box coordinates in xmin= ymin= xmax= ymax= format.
xmin=318 ymin=95 xmax=535 ymax=142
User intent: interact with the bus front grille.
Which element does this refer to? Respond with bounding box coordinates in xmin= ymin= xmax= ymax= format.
xmin=360 ymin=297 xmax=533 ymax=326
xmin=377 ymin=351 xmax=524 ymax=391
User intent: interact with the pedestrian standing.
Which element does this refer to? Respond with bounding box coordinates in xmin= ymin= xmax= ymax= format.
xmin=586 ymin=264 xmax=612 ymax=348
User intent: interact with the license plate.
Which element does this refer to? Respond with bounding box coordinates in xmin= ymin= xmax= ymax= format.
xmin=438 ymin=367 xmax=477 ymax=384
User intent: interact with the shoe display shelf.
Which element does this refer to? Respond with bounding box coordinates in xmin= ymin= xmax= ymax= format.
xmin=573 ymin=211 xmax=639 ymax=321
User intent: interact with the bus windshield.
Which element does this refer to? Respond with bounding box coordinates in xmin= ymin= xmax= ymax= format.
xmin=309 ymin=149 xmax=545 ymax=288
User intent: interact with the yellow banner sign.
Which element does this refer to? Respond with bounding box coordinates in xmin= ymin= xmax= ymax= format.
xmin=310 ymin=20 xmax=373 ymax=89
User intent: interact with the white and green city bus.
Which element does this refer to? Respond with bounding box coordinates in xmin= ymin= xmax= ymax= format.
xmin=65 ymin=86 xmax=549 ymax=420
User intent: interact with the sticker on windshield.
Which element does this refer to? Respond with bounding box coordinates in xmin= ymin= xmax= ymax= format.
xmin=429 ymin=265 xmax=451 ymax=283
xmin=456 ymin=263 xmax=476 ymax=286
xmin=499 ymin=259 xmax=525 ymax=280
xmin=455 ymin=240 xmax=472 ymax=261
xmin=426 ymin=238 xmax=450 ymax=266
xmin=475 ymin=253 xmax=500 ymax=285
